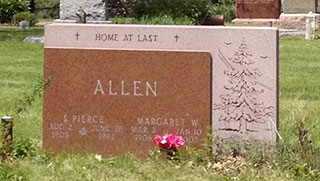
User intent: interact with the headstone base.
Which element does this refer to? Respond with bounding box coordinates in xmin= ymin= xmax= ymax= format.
xmin=231 ymin=18 xmax=280 ymax=27
xmin=280 ymin=13 xmax=320 ymax=30
xmin=279 ymin=29 xmax=305 ymax=37
xmin=53 ymin=19 xmax=112 ymax=24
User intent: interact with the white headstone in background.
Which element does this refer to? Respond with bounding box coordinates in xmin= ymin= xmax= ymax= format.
xmin=60 ymin=0 xmax=105 ymax=21
xmin=305 ymin=11 xmax=316 ymax=40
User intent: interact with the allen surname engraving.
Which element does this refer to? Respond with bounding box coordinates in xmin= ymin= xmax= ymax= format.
xmin=94 ymin=80 xmax=157 ymax=96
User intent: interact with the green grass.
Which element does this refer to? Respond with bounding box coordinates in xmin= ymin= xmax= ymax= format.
xmin=0 ymin=27 xmax=44 ymax=142
xmin=1 ymin=27 xmax=320 ymax=180
xmin=279 ymin=38 xmax=320 ymax=147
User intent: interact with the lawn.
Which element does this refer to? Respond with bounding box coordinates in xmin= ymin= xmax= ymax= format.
xmin=0 ymin=27 xmax=320 ymax=180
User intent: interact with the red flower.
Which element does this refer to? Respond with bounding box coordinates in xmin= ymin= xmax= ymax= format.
xmin=153 ymin=134 xmax=184 ymax=150
xmin=170 ymin=134 xmax=184 ymax=149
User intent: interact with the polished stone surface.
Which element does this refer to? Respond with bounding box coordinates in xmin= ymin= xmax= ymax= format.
xmin=43 ymin=49 xmax=211 ymax=157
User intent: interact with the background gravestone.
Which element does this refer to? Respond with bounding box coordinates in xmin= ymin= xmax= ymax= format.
xmin=60 ymin=0 xmax=105 ymax=21
xmin=235 ymin=0 xmax=280 ymax=19
xmin=283 ymin=0 xmax=317 ymax=14
xmin=280 ymin=0 xmax=320 ymax=30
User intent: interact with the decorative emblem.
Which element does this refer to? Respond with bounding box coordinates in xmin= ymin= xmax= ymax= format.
xmin=79 ymin=127 xmax=88 ymax=136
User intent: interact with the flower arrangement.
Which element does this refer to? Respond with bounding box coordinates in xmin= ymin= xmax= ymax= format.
xmin=153 ymin=134 xmax=184 ymax=151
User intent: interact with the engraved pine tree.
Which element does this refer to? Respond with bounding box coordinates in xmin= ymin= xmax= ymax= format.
xmin=214 ymin=39 xmax=273 ymax=133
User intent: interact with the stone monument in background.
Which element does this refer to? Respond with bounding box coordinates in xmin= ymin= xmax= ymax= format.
xmin=283 ymin=0 xmax=317 ymax=14
xmin=232 ymin=0 xmax=280 ymax=26
xmin=235 ymin=0 xmax=280 ymax=19
xmin=281 ymin=0 xmax=320 ymax=30
xmin=59 ymin=0 xmax=108 ymax=22
xmin=58 ymin=0 xmax=133 ymax=23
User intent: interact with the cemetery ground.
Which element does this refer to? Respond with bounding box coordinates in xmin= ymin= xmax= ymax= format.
xmin=0 ymin=26 xmax=320 ymax=180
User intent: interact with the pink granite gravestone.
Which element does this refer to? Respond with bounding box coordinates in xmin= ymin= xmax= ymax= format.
xmin=44 ymin=24 xmax=279 ymax=157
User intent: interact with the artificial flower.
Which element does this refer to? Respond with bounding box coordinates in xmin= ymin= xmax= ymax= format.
xmin=153 ymin=134 xmax=184 ymax=150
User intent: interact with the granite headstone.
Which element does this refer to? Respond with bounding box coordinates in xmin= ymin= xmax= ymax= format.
xmin=44 ymin=24 xmax=279 ymax=157
xmin=283 ymin=0 xmax=317 ymax=14
xmin=44 ymin=49 xmax=211 ymax=157
xmin=60 ymin=0 xmax=106 ymax=21
xmin=235 ymin=0 xmax=280 ymax=19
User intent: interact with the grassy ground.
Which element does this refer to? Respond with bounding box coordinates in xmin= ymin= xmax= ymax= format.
xmin=279 ymin=37 xmax=320 ymax=148
xmin=0 ymin=27 xmax=320 ymax=180
xmin=0 ymin=27 xmax=44 ymax=142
